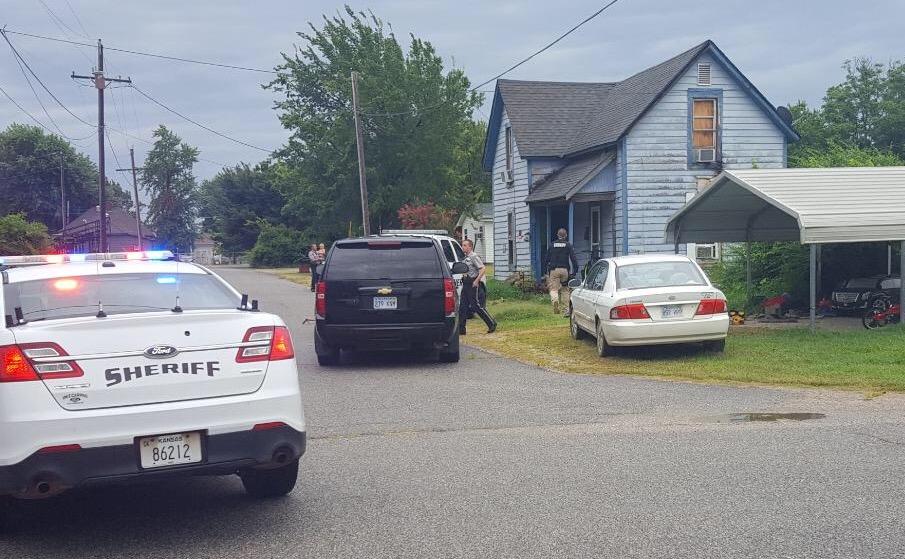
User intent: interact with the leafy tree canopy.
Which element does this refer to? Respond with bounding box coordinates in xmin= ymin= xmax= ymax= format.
xmin=0 ymin=213 xmax=52 ymax=255
xmin=0 ymin=124 xmax=131 ymax=230
xmin=268 ymin=6 xmax=487 ymax=239
xmin=141 ymin=125 xmax=199 ymax=252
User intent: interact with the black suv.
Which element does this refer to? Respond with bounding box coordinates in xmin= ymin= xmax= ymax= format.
xmin=831 ymin=275 xmax=901 ymax=312
xmin=313 ymin=237 xmax=468 ymax=365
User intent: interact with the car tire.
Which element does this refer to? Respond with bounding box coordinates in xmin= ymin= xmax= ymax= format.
xmin=704 ymin=339 xmax=726 ymax=352
xmin=570 ymin=311 xmax=586 ymax=340
xmin=595 ymin=321 xmax=611 ymax=358
xmin=241 ymin=459 xmax=299 ymax=498
xmin=439 ymin=333 xmax=460 ymax=363
xmin=315 ymin=333 xmax=340 ymax=366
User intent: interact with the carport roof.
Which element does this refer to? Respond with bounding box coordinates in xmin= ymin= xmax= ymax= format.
xmin=665 ymin=167 xmax=905 ymax=245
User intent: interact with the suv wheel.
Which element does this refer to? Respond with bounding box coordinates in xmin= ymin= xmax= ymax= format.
xmin=595 ymin=321 xmax=611 ymax=358
xmin=315 ymin=333 xmax=339 ymax=366
xmin=241 ymin=459 xmax=299 ymax=498
xmin=439 ymin=332 xmax=460 ymax=363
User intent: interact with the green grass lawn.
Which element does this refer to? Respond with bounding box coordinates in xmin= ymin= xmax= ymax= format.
xmin=263 ymin=268 xmax=312 ymax=287
xmin=468 ymin=290 xmax=905 ymax=393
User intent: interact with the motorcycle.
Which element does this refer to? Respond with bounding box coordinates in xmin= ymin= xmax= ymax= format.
xmin=862 ymin=295 xmax=901 ymax=329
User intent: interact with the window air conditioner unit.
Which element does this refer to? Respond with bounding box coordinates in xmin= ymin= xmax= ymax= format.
xmin=696 ymin=244 xmax=718 ymax=260
xmin=499 ymin=169 xmax=514 ymax=185
xmin=696 ymin=149 xmax=716 ymax=163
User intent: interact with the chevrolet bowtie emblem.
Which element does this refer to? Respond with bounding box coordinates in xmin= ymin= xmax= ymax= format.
xmin=377 ymin=287 xmax=393 ymax=295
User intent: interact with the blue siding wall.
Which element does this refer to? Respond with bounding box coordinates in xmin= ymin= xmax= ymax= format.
xmin=491 ymin=108 xmax=531 ymax=279
xmin=623 ymin=52 xmax=786 ymax=254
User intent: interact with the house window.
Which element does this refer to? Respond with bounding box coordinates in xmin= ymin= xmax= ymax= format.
xmin=692 ymin=99 xmax=717 ymax=150
xmin=505 ymin=126 xmax=513 ymax=173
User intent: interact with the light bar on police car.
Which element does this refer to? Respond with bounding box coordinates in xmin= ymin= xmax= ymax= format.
xmin=0 ymin=251 xmax=175 ymax=266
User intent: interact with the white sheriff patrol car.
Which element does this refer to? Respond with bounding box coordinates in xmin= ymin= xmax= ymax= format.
xmin=0 ymin=251 xmax=305 ymax=499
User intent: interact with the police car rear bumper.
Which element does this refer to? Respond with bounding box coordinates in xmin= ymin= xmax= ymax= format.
xmin=0 ymin=425 xmax=305 ymax=498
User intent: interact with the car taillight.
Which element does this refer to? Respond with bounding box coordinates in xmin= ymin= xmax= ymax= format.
xmin=237 ymin=326 xmax=295 ymax=363
xmin=0 ymin=343 xmax=83 ymax=382
xmin=0 ymin=345 xmax=39 ymax=382
xmin=315 ymin=281 xmax=327 ymax=318
xmin=610 ymin=303 xmax=650 ymax=320
xmin=444 ymin=278 xmax=456 ymax=315
xmin=695 ymin=298 xmax=728 ymax=316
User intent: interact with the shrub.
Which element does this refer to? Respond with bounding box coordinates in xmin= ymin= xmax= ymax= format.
xmin=249 ymin=223 xmax=306 ymax=267
xmin=0 ymin=213 xmax=52 ymax=254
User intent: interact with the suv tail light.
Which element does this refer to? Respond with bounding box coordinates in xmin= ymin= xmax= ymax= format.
xmin=315 ymin=281 xmax=327 ymax=318
xmin=444 ymin=278 xmax=456 ymax=315
xmin=237 ymin=326 xmax=295 ymax=363
xmin=0 ymin=343 xmax=83 ymax=382
xmin=695 ymin=298 xmax=728 ymax=316
xmin=610 ymin=303 xmax=650 ymax=320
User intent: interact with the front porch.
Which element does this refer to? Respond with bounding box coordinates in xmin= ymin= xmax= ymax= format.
xmin=530 ymin=197 xmax=617 ymax=280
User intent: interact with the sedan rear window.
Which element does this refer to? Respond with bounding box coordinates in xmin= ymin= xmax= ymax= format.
xmin=616 ymin=261 xmax=706 ymax=290
xmin=326 ymin=241 xmax=443 ymax=280
xmin=4 ymin=273 xmax=238 ymax=322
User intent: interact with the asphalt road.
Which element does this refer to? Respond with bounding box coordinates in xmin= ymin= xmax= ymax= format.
xmin=3 ymin=266 xmax=905 ymax=558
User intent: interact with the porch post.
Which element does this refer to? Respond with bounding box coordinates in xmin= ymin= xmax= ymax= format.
xmin=545 ymin=206 xmax=551 ymax=244
xmin=809 ymin=243 xmax=817 ymax=332
xmin=568 ymin=202 xmax=574 ymax=243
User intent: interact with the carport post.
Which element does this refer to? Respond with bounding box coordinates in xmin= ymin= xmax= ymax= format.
xmin=809 ymin=243 xmax=817 ymax=332
xmin=745 ymin=242 xmax=752 ymax=311
xmin=900 ymin=241 xmax=904 ymax=314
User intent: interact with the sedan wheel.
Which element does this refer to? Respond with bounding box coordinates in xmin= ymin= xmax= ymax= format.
xmin=595 ymin=321 xmax=611 ymax=358
xmin=570 ymin=311 xmax=585 ymax=340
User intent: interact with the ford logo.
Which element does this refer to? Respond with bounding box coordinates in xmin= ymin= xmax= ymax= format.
xmin=144 ymin=345 xmax=178 ymax=359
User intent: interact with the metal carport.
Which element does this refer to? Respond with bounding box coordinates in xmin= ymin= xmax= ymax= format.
xmin=665 ymin=167 xmax=905 ymax=330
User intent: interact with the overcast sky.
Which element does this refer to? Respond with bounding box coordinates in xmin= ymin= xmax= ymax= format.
xmin=1 ymin=0 xmax=903 ymax=183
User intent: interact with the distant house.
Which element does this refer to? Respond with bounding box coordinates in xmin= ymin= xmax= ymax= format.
xmin=482 ymin=40 xmax=799 ymax=280
xmin=192 ymin=234 xmax=216 ymax=264
xmin=457 ymin=203 xmax=494 ymax=264
xmin=58 ymin=205 xmax=155 ymax=253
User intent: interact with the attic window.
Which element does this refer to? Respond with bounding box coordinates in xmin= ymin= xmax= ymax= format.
xmin=697 ymin=63 xmax=711 ymax=86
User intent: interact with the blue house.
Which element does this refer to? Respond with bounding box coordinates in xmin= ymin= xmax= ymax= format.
xmin=482 ymin=40 xmax=799 ymax=280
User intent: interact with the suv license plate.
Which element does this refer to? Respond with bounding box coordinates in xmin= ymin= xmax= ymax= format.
xmin=139 ymin=431 xmax=202 ymax=469
xmin=661 ymin=305 xmax=682 ymax=318
xmin=373 ymin=296 xmax=397 ymax=310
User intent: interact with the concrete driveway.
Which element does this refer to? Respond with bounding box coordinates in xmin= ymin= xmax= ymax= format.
xmin=3 ymin=266 xmax=904 ymax=559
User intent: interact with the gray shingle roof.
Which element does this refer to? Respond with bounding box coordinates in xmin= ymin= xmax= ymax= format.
xmin=62 ymin=205 xmax=155 ymax=238
xmin=526 ymin=152 xmax=614 ymax=203
xmin=497 ymin=41 xmax=711 ymax=158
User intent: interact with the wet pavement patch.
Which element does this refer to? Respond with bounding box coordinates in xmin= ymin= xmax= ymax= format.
xmin=721 ymin=412 xmax=826 ymax=423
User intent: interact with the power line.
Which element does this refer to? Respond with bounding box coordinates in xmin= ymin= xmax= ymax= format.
xmin=362 ymin=0 xmax=623 ymax=118
xmin=62 ymin=0 xmax=90 ymax=38
xmin=2 ymin=28 xmax=277 ymax=74
xmin=0 ymin=81 xmax=57 ymax=131
xmin=6 ymin=36 xmax=68 ymax=136
xmin=35 ymin=0 xmax=82 ymax=39
xmin=130 ymin=83 xmax=274 ymax=153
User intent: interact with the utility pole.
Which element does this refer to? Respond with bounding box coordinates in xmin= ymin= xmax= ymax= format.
xmin=72 ymin=39 xmax=131 ymax=252
xmin=350 ymin=71 xmax=371 ymax=236
xmin=116 ymin=147 xmax=144 ymax=251
xmin=59 ymin=152 xmax=66 ymax=230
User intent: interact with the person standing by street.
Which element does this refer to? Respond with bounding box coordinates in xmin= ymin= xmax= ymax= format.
xmin=544 ymin=228 xmax=579 ymax=316
xmin=459 ymin=239 xmax=497 ymax=335
xmin=308 ymin=243 xmax=322 ymax=292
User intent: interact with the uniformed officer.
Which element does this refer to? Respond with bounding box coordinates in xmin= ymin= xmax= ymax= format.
xmin=544 ymin=228 xmax=579 ymax=316
xmin=459 ymin=239 xmax=497 ymax=335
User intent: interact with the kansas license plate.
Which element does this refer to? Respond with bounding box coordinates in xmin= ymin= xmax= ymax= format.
xmin=139 ymin=431 xmax=202 ymax=469
xmin=373 ymin=296 xmax=398 ymax=310
xmin=661 ymin=305 xmax=682 ymax=318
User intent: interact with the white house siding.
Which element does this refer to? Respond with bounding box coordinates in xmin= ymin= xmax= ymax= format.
xmin=461 ymin=216 xmax=494 ymax=263
xmin=623 ymin=52 xmax=786 ymax=254
xmin=492 ymin=108 xmax=531 ymax=278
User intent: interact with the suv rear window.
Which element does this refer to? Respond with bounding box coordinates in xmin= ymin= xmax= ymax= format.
xmin=4 ymin=273 xmax=238 ymax=322
xmin=326 ymin=241 xmax=443 ymax=280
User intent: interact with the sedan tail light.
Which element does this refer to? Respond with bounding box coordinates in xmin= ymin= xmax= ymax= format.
xmin=237 ymin=326 xmax=295 ymax=363
xmin=315 ymin=281 xmax=327 ymax=318
xmin=695 ymin=298 xmax=728 ymax=316
xmin=444 ymin=278 xmax=456 ymax=316
xmin=0 ymin=343 xmax=83 ymax=382
xmin=610 ymin=304 xmax=650 ymax=320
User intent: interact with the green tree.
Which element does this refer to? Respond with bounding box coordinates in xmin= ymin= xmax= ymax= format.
xmin=141 ymin=125 xmax=199 ymax=252
xmin=0 ymin=124 xmax=131 ymax=229
xmin=199 ymin=161 xmax=287 ymax=255
xmin=248 ymin=221 xmax=306 ymax=267
xmin=267 ymin=7 xmax=484 ymax=239
xmin=0 ymin=213 xmax=52 ymax=254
